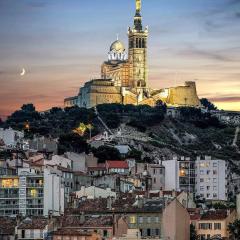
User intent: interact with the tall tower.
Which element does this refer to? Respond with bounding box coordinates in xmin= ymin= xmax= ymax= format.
xmin=128 ymin=0 xmax=148 ymax=88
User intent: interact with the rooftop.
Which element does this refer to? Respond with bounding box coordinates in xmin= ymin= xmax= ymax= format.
xmin=18 ymin=217 xmax=49 ymax=229
xmin=0 ymin=217 xmax=16 ymax=235
xmin=106 ymin=160 xmax=128 ymax=169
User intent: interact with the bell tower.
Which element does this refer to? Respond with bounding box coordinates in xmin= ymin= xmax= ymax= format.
xmin=128 ymin=0 xmax=148 ymax=88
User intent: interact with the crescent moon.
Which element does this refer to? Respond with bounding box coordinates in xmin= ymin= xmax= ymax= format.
xmin=20 ymin=68 xmax=26 ymax=76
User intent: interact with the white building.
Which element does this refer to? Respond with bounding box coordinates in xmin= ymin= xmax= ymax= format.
xmin=195 ymin=156 xmax=228 ymax=201
xmin=0 ymin=128 xmax=24 ymax=147
xmin=162 ymin=156 xmax=195 ymax=193
xmin=16 ymin=217 xmax=55 ymax=240
xmin=44 ymin=155 xmax=72 ymax=169
xmin=75 ymin=186 xmax=116 ymax=199
xmin=0 ymin=167 xmax=64 ymax=217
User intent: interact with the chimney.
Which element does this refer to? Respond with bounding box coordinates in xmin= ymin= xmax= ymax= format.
xmin=236 ymin=194 xmax=240 ymax=219
xmin=107 ymin=196 xmax=112 ymax=210
xmin=80 ymin=212 xmax=85 ymax=224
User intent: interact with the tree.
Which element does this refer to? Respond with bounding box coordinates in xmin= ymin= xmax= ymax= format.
xmin=92 ymin=145 xmax=121 ymax=163
xmin=21 ymin=103 xmax=36 ymax=112
xmin=58 ymin=133 xmax=89 ymax=155
xmin=190 ymin=224 xmax=198 ymax=240
xmin=127 ymin=148 xmax=142 ymax=162
xmin=228 ymin=219 xmax=240 ymax=240
xmin=200 ymin=98 xmax=217 ymax=111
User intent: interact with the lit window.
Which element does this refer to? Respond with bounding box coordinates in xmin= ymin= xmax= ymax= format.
xmin=129 ymin=216 xmax=136 ymax=224
xmin=1 ymin=179 xmax=19 ymax=188
xmin=30 ymin=189 xmax=37 ymax=197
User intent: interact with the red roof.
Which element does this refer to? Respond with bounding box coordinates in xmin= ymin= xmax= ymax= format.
xmin=106 ymin=160 xmax=129 ymax=169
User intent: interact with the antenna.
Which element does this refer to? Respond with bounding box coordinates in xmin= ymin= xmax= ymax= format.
xmin=116 ymin=33 xmax=119 ymax=40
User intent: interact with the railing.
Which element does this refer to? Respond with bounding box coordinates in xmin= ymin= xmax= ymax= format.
xmin=26 ymin=183 xmax=44 ymax=188
xmin=26 ymin=204 xmax=44 ymax=208
xmin=0 ymin=194 xmax=19 ymax=198
xmin=0 ymin=204 xmax=19 ymax=209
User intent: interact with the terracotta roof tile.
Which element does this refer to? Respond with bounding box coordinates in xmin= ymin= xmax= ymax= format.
xmin=106 ymin=160 xmax=128 ymax=169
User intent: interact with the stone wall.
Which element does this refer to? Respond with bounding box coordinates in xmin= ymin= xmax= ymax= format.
xmin=167 ymin=81 xmax=200 ymax=107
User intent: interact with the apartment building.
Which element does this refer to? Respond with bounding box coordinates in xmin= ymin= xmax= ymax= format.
xmin=195 ymin=156 xmax=228 ymax=201
xmin=0 ymin=167 xmax=64 ymax=217
xmin=162 ymin=156 xmax=195 ymax=193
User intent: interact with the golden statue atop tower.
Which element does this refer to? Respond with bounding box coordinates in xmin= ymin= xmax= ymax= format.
xmin=136 ymin=0 xmax=141 ymax=13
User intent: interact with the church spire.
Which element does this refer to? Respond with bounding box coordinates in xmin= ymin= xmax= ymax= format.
xmin=134 ymin=0 xmax=142 ymax=31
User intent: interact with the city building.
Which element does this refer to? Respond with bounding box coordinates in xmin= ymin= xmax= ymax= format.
xmin=52 ymin=229 xmax=101 ymax=240
xmin=75 ymin=186 xmax=117 ymax=199
xmin=163 ymin=198 xmax=190 ymax=240
xmin=0 ymin=128 xmax=24 ymax=147
xmin=64 ymin=0 xmax=200 ymax=109
xmin=194 ymin=209 xmax=236 ymax=240
xmin=162 ymin=156 xmax=195 ymax=193
xmin=0 ymin=217 xmax=16 ymax=240
xmin=105 ymin=160 xmax=129 ymax=175
xmin=16 ymin=217 xmax=56 ymax=240
xmin=195 ymin=156 xmax=228 ymax=201
xmin=0 ymin=167 xmax=64 ymax=217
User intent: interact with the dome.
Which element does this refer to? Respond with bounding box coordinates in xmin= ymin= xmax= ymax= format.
xmin=110 ymin=40 xmax=125 ymax=53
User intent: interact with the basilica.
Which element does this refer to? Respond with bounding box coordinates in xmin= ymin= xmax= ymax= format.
xmin=64 ymin=0 xmax=200 ymax=108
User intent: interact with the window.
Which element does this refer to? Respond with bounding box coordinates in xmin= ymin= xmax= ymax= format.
xmin=103 ymin=230 xmax=108 ymax=237
xmin=213 ymin=170 xmax=217 ymax=175
xmin=214 ymin=223 xmax=221 ymax=230
xmin=155 ymin=229 xmax=160 ymax=236
xmin=138 ymin=216 xmax=143 ymax=223
xmin=213 ymin=193 xmax=218 ymax=198
xmin=153 ymin=178 xmax=156 ymax=184
xmin=200 ymin=186 xmax=204 ymax=191
xmin=153 ymin=169 xmax=156 ymax=175
xmin=199 ymin=223 xmax=212 ymax=230
xmin=213 ymin=178 xmax=217 ymax=183
xmin=30 ymin=189 xmax=37 ymax=197
xmin=213 ymin=186 xmax=217 ymax=191
xmin=213 ymin=162 xmax=218 ymax=167
xmin=147 ymin=216 xmax=151 ymax=223
xmin=200 ymin=178 xmax=204 ymax=182
xmin=207 ymin=170 xmax=210 ymax=175
xmin=129 ymin=216 xmax=136 ymax=224
xmin=155 ymin=216 xmax=159 ymax=223
xmin=200 ymin=170 xmax=204 ymax=175
xmin=207 ymin=186 xmax=210 ymax=190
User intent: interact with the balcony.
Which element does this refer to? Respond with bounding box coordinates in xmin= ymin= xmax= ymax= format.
xmin=0 ymin=194 xmax=19 ymax=198
xmin=0 ymin=204 xmax=19 ymax=209
xmin=26 ymin=183 xmax=44 ymax=188
xmin=26 ymin=204 xmax=44 ymax=208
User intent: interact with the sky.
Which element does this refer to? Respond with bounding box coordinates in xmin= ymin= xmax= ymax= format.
xmin=0 ymin=0 xmax=240 ymax=118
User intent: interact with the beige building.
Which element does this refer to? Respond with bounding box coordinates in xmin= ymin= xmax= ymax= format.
xmin=193 ymin=209 xmax=236 ymax=240
xmin=64 ymin=0 xmax=201 ymax=109
xmin=163 ymin=198 xmax=190 ymax=240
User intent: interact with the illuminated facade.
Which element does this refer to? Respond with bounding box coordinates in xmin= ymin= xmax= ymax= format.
xmin=0 ymin=168 xmax=64 ymax=217
xmin=64 ymin=0 xmax=201 ymax=108
xmin=162 ymin=156 xmax=195 ymax=193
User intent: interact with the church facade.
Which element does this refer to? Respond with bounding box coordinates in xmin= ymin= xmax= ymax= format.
xmin=64 ymin=0 xmax=201 ymax=109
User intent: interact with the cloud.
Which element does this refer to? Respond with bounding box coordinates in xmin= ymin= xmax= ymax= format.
xmin=179 ymin=47 xmax=234 ymax=62
xmin=209 ymin=96 xmax=240 ymax=102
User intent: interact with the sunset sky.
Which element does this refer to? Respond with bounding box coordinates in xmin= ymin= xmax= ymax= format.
xmin=0 ymin=0 xmax=240 ymax=118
